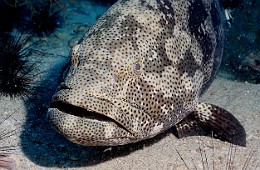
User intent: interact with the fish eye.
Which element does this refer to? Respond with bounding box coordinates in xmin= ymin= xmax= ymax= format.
xmin=134 ymin=63 xmax=141 ymax=72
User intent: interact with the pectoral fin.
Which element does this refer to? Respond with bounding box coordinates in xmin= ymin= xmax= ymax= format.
xmin=174 ymin=103 xmax=246 ymax=146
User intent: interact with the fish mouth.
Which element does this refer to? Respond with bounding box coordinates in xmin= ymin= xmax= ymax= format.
xmin=47 ymin=89 xmax=140 ymax=146
xmin=50 ymin=101 xmax=118 ymax=124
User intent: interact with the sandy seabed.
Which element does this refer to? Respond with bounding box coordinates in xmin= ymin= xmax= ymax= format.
xmin=0 ymin=77 xmax=259 ymax=170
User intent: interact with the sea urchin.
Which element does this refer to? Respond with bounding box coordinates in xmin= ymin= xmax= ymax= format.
xmin=19 ymin=1 xmax=63 ymax=37
xmin=0 ymin=32 xmax=37 ymax=99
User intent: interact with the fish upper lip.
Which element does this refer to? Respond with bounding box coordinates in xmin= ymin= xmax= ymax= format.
xmin=50 ymin=101 xmax=115 ymax=122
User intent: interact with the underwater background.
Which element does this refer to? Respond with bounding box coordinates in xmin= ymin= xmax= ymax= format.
xmin=0 ymin=0 xmax=259 ymax=169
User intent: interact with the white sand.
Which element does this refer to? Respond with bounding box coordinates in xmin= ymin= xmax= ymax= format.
xmin=0 ymin=77 xmax=259 ymax=170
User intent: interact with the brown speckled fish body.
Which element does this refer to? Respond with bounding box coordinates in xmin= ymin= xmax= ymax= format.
xmin=48 ymin=0 xmax=246 ymax=146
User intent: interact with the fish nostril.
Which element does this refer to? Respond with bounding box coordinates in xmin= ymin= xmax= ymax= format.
xmin=57 ymin=83 xmax=71 ymax=90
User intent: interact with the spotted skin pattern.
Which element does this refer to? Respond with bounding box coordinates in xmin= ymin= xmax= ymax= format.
xmin=48 ymin=0 xmax=246 ymax=146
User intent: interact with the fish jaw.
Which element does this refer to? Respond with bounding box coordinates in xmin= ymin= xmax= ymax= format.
xmin=47 ymin=88 xmax=161 ymax=146
xmin=47 ymin=108 xmax=135 ymax=146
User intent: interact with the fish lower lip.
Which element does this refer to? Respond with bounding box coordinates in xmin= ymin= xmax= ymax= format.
xmin=47 ymin=107 xmax=135 ymax=146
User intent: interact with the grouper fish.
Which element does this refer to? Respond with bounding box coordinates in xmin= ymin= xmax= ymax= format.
xmin=48 ymin=0 xmax=246 ymax=146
